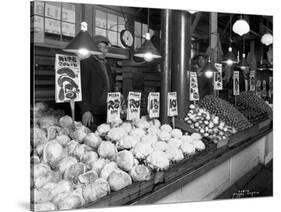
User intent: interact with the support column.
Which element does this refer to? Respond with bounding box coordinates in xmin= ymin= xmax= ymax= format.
xmin=160 ymin=9 xmax=172 ymax=124
xmin=210 ymin=12 xmax=218 ymax=96
xmin=172 ymin=10 xmax=191 ymax=121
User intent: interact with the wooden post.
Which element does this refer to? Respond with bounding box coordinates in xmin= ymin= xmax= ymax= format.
xmin=172 ymin=10 xmax=191 ymax=121
xmin=210 ymin=12 xmax=218 ymax=96
xmin=160 ymin=9 xmax=172 ymax=124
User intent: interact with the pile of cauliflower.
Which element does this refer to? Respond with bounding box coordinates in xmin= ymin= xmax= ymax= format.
xmin=31 ymin=104 xmax=207 ymax=211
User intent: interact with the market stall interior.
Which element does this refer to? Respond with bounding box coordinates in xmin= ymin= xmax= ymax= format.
xmin=30 ymin=1 xmax=273 ymax=211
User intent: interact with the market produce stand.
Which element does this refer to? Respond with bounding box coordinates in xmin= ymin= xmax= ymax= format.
xmin=83 ymin=118 xmax=272 ymax=208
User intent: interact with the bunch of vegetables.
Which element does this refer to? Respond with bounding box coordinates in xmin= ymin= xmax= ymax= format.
xmin=31 ymin=104 xmax=209 ymax=211
xmin=198 ymin=95 xmax=252 ymax=131
xmin=236 ymin=91 xmax=273 ymax=120
xmin=185 ymin=104 xmax=236 ymax=143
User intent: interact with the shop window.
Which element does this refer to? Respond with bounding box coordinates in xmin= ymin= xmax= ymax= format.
xmin=31 ymin=1 xmax=76 ymax=43
xmin=95 ymin=9 xmax=126 ymax=48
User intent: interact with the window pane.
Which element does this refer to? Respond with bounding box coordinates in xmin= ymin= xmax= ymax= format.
xmin=107 ymin=13 xmax=117 ymax=31
xmin=108 ymin=30 xmax=118 ymax=46
xmin=135 ymin=36 xmax=142 ymax=49
xmin=62 ymin=22 xmax=75 ymax=37
xmin=45 ymin=18 xmax=61 ymax=34
xmin=134 ymin=21 xmax=142 ymax=37
xmin=96 ymin=10 xmax=106 ymax=29
xmin=95 ymin=27 xmax=107 ymax=37
xmin=62 ymin=3 xmax=75 ymax=23
xmin=45 ymin=2 xmax=61 ymax=20
xmin=31 ymin=15 xmax=44 ymax=32
xmin=34 ymin=1 xmax=44 ymax=16
xmin=118 ymin=16 xmax=125 ymax=32
xmin=142 ymin=23 xmax=148 ymax=35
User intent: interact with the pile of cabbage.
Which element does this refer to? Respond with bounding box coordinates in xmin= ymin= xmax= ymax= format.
xmin=31 ymin=104 xmax=207 ymax=211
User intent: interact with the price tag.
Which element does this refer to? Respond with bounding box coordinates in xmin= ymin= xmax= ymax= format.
xmin=256 ymin=80 xmax=261 ymax=98
xmin=245 ymin=79 xmax=249 ymax=91
xmin=127 ymin=92 xmax=141 ymax=120
xmin=262 ymin=80 xmax=267 ymax=98
xmin=269 ymin=77 xmax=273 ymax=98
xmin=214 ymin=63 xmax=223 ymax=90
xmin=107 ymin=92 xmax=121 ymax=123
xmin=55 ymin=54 xmax=81 ymax=103
xmin=233 ymin=71 xmax=240 ymax=96
xmin=249 ymin=70 xmax=256 ymax=91
xmin=189 ymin=72 xmax=200 ymax=101
xmin=147 ymin=92 xmax=160 ymax=119
xmin=168 ymin=92 xmax=178 ymax=117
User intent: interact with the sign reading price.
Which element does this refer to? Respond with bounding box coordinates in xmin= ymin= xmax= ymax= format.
xmin=55 ymin=54 xmax=81 ymax=103
xmin=107 ymin=92 xmax=121 ymax=123
xmin=147 ymin=92 xmax=160 ymax=118
xmin=249 ymin=70 xmax=256 ymax=91
xmin=269 ymin=77 xmax=273 ymax=98
xmin=168 ymin=92 xmax=178 ymax=117
xmin=127 ymin=92 xmax=141 ymax=120
xmin=189 ymin=72 xmax=199 ymax=101
xmin=262 ymin=80 xmax=267 ymax=98
xmin=233 ymin=71 xmax=240 ymax=96
xmin=214 ymin=63 xmax=223 ymax=90
xmin=256 ymin=80 xmax=261 ymax=98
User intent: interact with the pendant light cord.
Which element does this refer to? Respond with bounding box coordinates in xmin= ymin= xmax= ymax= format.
xmin=147 ymin=8 xmax=150 ymax=33
xmin=82 ymin=4 xmax=85 ymax=22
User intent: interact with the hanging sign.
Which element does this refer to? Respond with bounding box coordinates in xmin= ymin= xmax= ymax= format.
xmin=147 ymin=92 xmax=160 ymax=119
xmin=249 ymin=70 xmax=256 ymax=91
xmin=189 ymin=72 xmax=200 ymax=101
xmin=269 ymin=76 xmax=273 ymax=98
xmin=245 ymin=79 xmax=249 ymax=92
xmin=107 ymin=92 xmax=121 ymax=123
xmin=168 ymin=92 xmax=178 ymax=117
xmin=233 ymin=71 xmax=240 ymax=96
xmin=262 ymin=80 xmax=267 ymax=98
xmin=214 ymin=63 xmax=223 ymax=90
xmin=55 ymin=54 xmax=81 ymax=103
xmin=256 ymin=80 xmax=261 ymax=98
xmin=127 ymin=92 xmax=141 ymax=120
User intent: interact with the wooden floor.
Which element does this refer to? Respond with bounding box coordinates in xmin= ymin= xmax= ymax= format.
xmin=216 ymin=160 xmax=273 ymax=199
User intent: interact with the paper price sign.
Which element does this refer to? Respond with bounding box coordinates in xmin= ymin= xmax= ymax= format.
xmin=189 ymin=72 xmax=200 ymax=101
xmin=55 ymin=54 xmax=82 ymax=103
xmin=262 ymin=80 xmax=267 ymax=97
xmin=233 ymin=71 xmax=240 ymax=96
xmin=107 ymin=92 xmax=121 ymax=123
xmin=127 ymin=92 xmax=141 ymax=120
xmin=147 ymin=92 xmax=160 ymax=119
xmin=256 ymin=80 xmax=261 ymax=98
xmin=249 ymin=70 xmax=256 ymax=91
xmin=214 ymin=63 xmax=223 ymax=90
xmin=269 ymin=77 xmax=273 ymax=98
xmin=168 ymin=92 xmax=178 ymax=117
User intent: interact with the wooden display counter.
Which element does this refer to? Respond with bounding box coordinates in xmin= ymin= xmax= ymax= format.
xmin=84 ymin=119 xmax=273 ymax=208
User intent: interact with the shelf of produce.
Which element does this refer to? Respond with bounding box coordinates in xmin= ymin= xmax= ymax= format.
xmin=84 ymin=123 xmax=272 ymax=208
xmin=83 ymin=139 xmax=221 ymax=208
xmin=228 ymin=118 xmax=272 ymax=148
xmin=131 ymin=127 xmax=272 ymax=205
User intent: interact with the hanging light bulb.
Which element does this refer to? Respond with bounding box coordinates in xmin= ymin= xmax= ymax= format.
xmin=222 ymin=47 xmax=238 ymax=66
xmin=261 ymin=33 xmax=273 ymax=46
xmin=232 ymin=17 xmax=250 ymax=36
xmin=64 ymin=22 xmax=102 ymax=58
xmin=134 ymin=8 xmax=161 ymax=62
xmin=238 ymin=53 xmax=249 ymax=70
xmin=134 ymin=32 xmax=161 ymax=61
xmin=188 ymin=10 xmax=198 ymax=14
xmin=201 ymin=57 xmax=218 ymax=79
